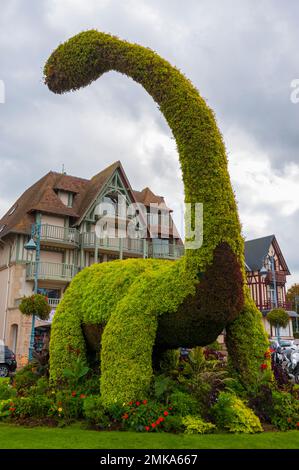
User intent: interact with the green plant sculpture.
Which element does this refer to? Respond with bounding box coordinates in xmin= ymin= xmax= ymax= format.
xmin=44 ymin=30 xmax=269 ymax=406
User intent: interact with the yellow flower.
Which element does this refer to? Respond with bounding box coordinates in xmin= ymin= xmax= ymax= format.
xmin=58 ymin=407 xmax=63 ymax=412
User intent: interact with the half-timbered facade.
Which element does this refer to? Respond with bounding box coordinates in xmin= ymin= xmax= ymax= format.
xmin=245 ymin=235 xmax=297 ymax=339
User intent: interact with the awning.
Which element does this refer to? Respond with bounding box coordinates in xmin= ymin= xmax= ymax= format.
xmin=286 ymin=310 xmax=299 ymax=318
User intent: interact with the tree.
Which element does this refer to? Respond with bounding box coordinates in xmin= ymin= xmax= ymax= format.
xmin=286 ymin=284 xmax=299 ymax=312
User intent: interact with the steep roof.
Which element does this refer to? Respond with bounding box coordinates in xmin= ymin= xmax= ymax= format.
xmin=0 ymin=171 xmax=90 ymax=238
xmin=0 ymin=162 xmax=177 ymax=240
xmin=133 ymin=187 xmax=170 ymax=209
xmin=244 ymin=234 xmax=290 ymax=274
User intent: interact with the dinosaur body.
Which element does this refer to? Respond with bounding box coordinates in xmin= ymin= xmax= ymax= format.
xmin=44 ymin=31 xmax=269 ymax=405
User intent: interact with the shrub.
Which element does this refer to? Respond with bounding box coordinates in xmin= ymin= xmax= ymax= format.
xmin=212 ymin=392 xmax=263 ymax=433
xmin=169 ymin=391 xmax=199 ymax=417
xmin=9 ymin=396 xmax=55 ymax=419
xmin=247 ymin=384 xmax=273 ymax=423
xmin=0 ymin=399 xmax=12 ymax=419
xmin=83 ymin=396 xmax=110 ymax=429
xmin=116 ymin=400 xmax=173 ymax=432
xmin=13 ymin=365 xmax=40 ymax=395
xmin=55 ymin=390 xmax=86 ymax=420
xmin=162 ymin=415 xmax=184 ymax=433
xmin=19 ymin=294 xmax=51 ymax=320
xmin=153 ymin=375 xmax=176 ymax=401
xmin=270 ymin=390 xmax=299 ymax=431
xmin=182 ymin=415 xmax=216 ymax=434
xmin=0 ymin=378 xmax=16 ymax=400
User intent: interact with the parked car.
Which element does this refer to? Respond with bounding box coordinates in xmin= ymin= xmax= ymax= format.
xmin=0 ymin=347 xmax=17 ymax=377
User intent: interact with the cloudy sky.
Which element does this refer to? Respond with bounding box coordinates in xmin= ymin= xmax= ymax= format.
xmin=0 ymin=0 xmax=299 ymax=285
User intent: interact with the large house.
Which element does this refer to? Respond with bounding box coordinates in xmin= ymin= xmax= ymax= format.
xmin=0 ymin=161 xmax=183 ymax=366
xmin=0 ymin=162 xmax=296 ymax=365
xmin=245 ymin=234 xmax=298 ymax=339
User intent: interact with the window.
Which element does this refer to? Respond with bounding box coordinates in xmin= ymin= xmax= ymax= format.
xmin=67 ymin=193 xmax=73 ymax=208
xmin=10 ymin=324 xmax=18 ymax=354
xmin=152 ymin=239 xmax=169 ymax=256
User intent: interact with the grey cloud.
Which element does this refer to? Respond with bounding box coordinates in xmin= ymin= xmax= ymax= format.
xmin=0 ymin=0 xmax=298 ymax=285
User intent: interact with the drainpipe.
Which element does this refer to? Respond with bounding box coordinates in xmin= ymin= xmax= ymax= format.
xmin=1 ymin=239 xmax=13 ymax=343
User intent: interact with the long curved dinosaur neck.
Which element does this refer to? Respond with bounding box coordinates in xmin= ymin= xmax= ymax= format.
xmin=45 ymin=31 xmax=244 ymax=275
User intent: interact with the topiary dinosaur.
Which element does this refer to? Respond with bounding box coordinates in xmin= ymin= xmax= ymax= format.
xmin=44 ymin=30 xmax=269 ymax=406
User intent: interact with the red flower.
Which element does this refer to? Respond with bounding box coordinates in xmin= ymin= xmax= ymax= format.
xmin=143 ymin=400 xmax=147 ymax=405
xmin=163 ymin=411 xmax=169 ymax=416
xmin=151 ymin=423 xmax=156 ymax=428
xmin=296 ymin=422 xmax=299 ymax=428
xmin=156 ymin=419 xmax=161 ymax=425
xmin=145 ymin=426 xmax=150 ymax=431
xmin=260 ymin=363 xmax=268 ymax=370
xmin=80 ymin=394 xmax=86 ymax=399
xmin=9 ymin=407 xmax=16 ymax=412
xmin=122 ymin=413 xmax=129 ymax=420
xmin=129 ymin=401 xmax=133 ymax=405
xmin=287 ymin=418 xmax=292 ymax=423
xmin=71 ymin=391 xmax=76 ymax=397
xmin=159 ymin=417 xmax=164 ymax=422
xmin=136 ymin=401 xmax=140 ymax=406
xmin=168 ymin=407 xmax=173 ymax=411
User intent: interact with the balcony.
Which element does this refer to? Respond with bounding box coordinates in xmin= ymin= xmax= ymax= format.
xmin=47 ymin=298 xmax=60 ymax=308
xmin=259 ymin=300 xmax=293 ymax=311
xmin=81 ymin=233 xmax=144 ymax=256
xmin=40 ymin=224 xmax=79 ymax=248
xmin=147 ymin=242 xmax=184 ymax=260
xmin=26 ymin=262 xmax=78 ymax=282
xmin=80 ymin=233 xmax=184 ymax=260
xmin=264 ymin=271 xmax=287 ymax=285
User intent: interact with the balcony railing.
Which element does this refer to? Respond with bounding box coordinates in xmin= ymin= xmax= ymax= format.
xmin=26 ymin=262 xmax=78 ymax=282
xmin=147 ymin=242 xmax=184 ymax=260
xmin=81 ymin=233 xmax=145 ymax=255
xmin=265 ymin=271 xmax=287 ymax=285
xmin=80 ymin=233 xmax=184 ymax=260
xmin=259 ymin=300 xmax=293 ymax=311
xmin=47 ymin=298 xmax=60 ymax=308
xmin=40 ymin=224 xmax=79 ymax=246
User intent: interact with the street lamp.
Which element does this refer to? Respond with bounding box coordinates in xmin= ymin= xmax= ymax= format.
xmin=24 ymin=221 xmax=41 ymax=361
xmin=260 ymin=254 xmax=280 ymax=343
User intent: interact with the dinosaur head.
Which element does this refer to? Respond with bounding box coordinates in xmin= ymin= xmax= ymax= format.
xmin=44 ymin=30 xmax=114 ymax=94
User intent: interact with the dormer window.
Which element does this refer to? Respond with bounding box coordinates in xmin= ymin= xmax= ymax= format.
xmin=57 ymin=190 xmax=74 ymax=207
xmin=67 ymin=192 xmax=73 ymax=208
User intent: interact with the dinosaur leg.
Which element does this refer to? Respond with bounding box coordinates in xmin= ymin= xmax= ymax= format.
xmin=49 ymin=303 xmax=87 ymax=384
xmin=226 ymin=293 xmax=269 ymax=388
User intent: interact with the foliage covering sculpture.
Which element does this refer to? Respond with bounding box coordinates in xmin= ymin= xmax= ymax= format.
xmin=44 ymin=30 xmax=269 ymax=406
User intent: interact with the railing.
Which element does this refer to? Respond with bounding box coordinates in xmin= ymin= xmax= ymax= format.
xmin=147 ymin=242 xmax=184 ymax=260
xmin=81 ymin=233 xmax=144 ymax=255
xmin=259 ymin=300 xmax=293 ymax=311
xmin=40 ymin=224 xmax=79 ymax=246
xmin=80 ymin=233 xmax=184 ymax=260
xmin=26 ymin=262 xmax=78 ymax=282
xmin=47 ymin=298 xmax=60 ymax=308
xmin=265 ymin=271 xmax=287 ymax=285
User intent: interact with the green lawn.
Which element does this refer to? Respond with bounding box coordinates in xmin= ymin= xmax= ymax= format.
xmin=0 ymin=423 xmax=299 ymax=449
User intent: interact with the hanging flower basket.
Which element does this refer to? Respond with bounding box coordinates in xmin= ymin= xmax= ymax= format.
xmin=19 ymin=294 xmax=51 ymax=321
